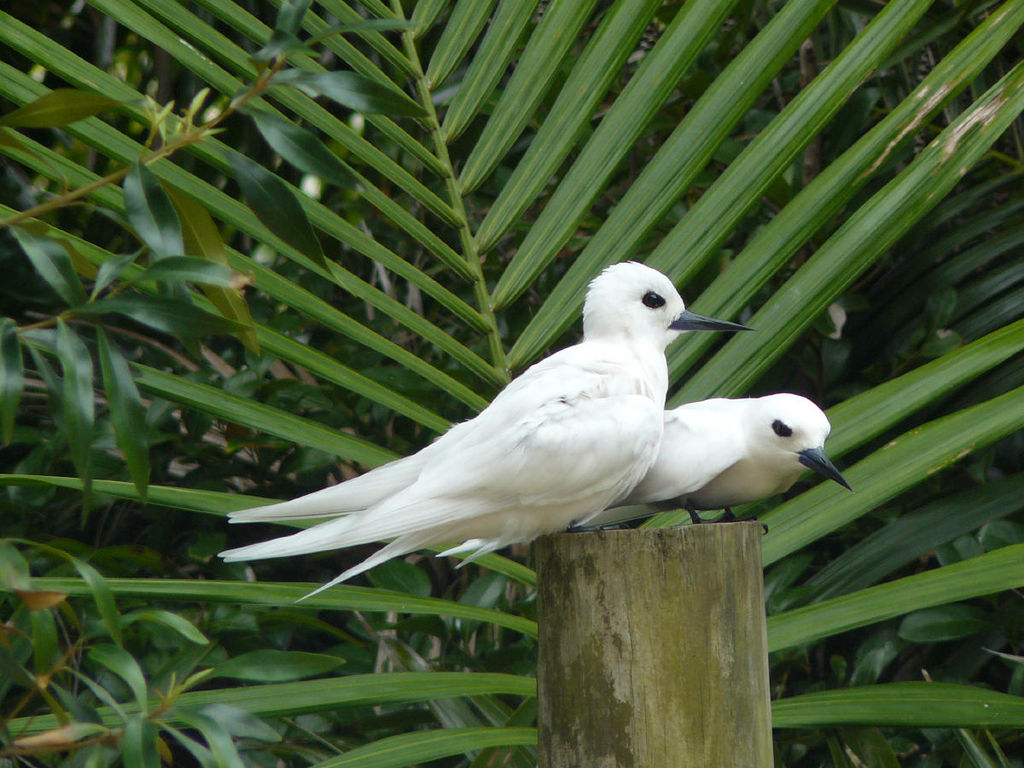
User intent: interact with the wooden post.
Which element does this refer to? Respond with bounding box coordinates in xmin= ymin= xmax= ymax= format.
xmin=536 ymin=524 xmax=772 ymax=767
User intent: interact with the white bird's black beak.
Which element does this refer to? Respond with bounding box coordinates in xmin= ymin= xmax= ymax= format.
xmin=669 ymin=309 xmax=752 ymax=332
xmin=798 ymin=447 xmax=852 ymax=491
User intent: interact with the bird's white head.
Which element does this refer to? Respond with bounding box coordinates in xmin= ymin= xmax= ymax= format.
xmin=749 ymin=394 xmax=851 ymax=490
xmin=582 ymin=262 xmax=749 ymax=348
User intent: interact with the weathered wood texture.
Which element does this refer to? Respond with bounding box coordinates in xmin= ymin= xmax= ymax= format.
xmin=536 ymin=524 xmax=772 ymax=767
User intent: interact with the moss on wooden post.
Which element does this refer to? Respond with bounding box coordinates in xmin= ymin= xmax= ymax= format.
xmin=536 ymin=524 xmax=772 ymax=767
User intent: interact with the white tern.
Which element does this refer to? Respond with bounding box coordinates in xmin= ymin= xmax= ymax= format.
xmin=220 ymin=262 xmax=748 ymax=594
xmin=589 ymin=393 xmax=851 ymax=528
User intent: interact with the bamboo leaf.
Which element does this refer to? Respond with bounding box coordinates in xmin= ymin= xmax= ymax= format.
xmin=315 ymin=727 xmax=538 ymax=768
xmin=91 ymin=254 xmax=136 ymax=300
xmin=0 ymin=317 xmax=23 ymax=444
xmin=96 ymin=327 xmax=150 ymax=498
xmin=123 ymin=162 xmax=184 ymax=258
xmin=0 ymin=88 xmax=121 ymax=127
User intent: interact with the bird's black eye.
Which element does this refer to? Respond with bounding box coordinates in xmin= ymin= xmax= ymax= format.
xmin=772 ymin=419 xmax=792 ymax=438
xmin=642 ymin=291 xmax=666 ymax=309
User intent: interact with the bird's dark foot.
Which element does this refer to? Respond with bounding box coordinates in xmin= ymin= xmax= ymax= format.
xmin=694 ymin=507 xmax=768 ymax=534
xmin=686 ymin=505 xmax=705 ymax=525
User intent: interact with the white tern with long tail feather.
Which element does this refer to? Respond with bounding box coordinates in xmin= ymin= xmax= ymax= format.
xmin=220 ymin=262 xmax=749 ymax=595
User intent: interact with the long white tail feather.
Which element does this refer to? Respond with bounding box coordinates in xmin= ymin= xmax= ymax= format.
xmin=453 ymin=539 xmax=506 ymax=568
xmin=298 ymin=529 xmax=454 ymax=600
xmin=436 ymin=538 xmax=488 ymax=558
xmin=228 ymin=454 xmax=427 ymax=523
xmin=220 ymin=514 xmax=364 ymax=561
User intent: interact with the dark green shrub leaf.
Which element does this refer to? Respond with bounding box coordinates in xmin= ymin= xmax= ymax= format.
xmin=56 ymin=320 xmax=94 ymax=501
xmin=252 ymin=30 xmax=304 ymax=62
xmin=87 ymin=644 xmax=148 ymax=710
xmin=90 ymin=254 xmax=136 ymax=300
xmin=899 ymin=604 xmax=993 ymax=643
xmin=121 ymin=609 xmax=209 ymax=645
xmin=274 ymin=70 xmax=427 ymax=116
xmin=198 ymin=704 xmax=280 ymax=742
xmin=82 ymin=295 xmax=247 ymax=337
xmin=30 ymin=608 xmax=59 ymax=674
xmin=123 ymin=162 xmax=183 ymax=258
xmin=173 ymin=710 xmax=246 ymax=768
xmin=0 ymin=539 xmax=31 ymax=591
xmin=123 ymin=714 xmax=161 ymax=768
xmin=96 ymin=328 xmax=149 ymax=497
xmin=367 ymin=559 xmax=432 ymax=598
xmin=249 ymin=110 xmax=354 ymax=187
xmin=162 ymin=725 xmax=218 ymax=768
xmin=0 ymin=89 xmax=122 ymax=128
xmin=132 ymin=256 xmax=239 ymax=287
xmin=211 ymin=649 xmax=344 ymax=682
xmin=275 ymin=0 xmax=312 ymax=35
xmin=0 ymin=318 xmax=23 ymax=443
xmin=167 ymin=187 xmax=258 ymax=352
xmin=12 ymin=227 xmax=87 ymax=306
xmin=228 ymin=153 xmax=326 ymax=267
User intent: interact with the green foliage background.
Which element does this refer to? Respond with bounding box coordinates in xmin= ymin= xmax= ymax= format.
xmin=2 ymin=0 xmax=1024 ymax=765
